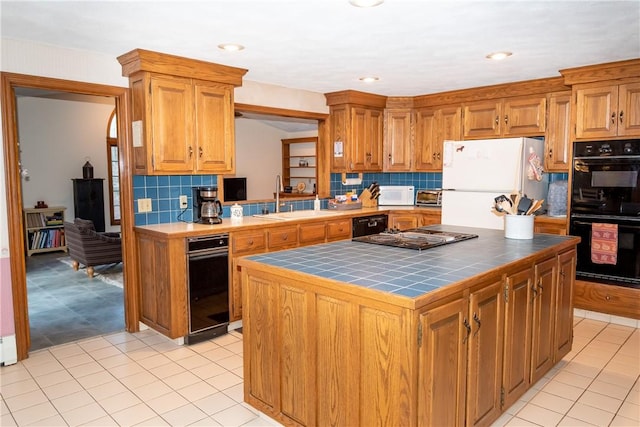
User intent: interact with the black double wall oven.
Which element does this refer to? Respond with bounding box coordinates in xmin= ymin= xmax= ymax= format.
xmin=570 ymin=140 xmax=640 ymax=288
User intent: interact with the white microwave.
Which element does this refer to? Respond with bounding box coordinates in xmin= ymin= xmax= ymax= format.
xmin=377 ymin=186 xmax=415 ymax=206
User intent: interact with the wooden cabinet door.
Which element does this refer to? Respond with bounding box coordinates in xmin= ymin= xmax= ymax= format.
xmin=367 ymin=108 xmax=384 ymax=171
xmin=150 ymin=75 xmax=194 ymax=173
xmin=545 ymin=93 xmax=571 ymax=172
xmin=326 ymin=219 xmax=351 ymax=241
xmin=503 ymin=96 xmax=546 ymax=136
xmin=531 ymin=257 xmax=557 ymax=384
xmin=575 ymin=85 xmax=619 ymax=139
xmin=299 ymin=221 xmax=326 ymax=245
xmin=420 ymin=211 xmax=442 ymax=226
xmin=555 ymin=250 xmax=576 ymax=362
xmin=384 ymin=109 xmax=413 ymax=171
xmin=194 ymin=82 xmax=234 ymax=173
xmin=414 ymin=108 xmax=439 ymax=170
xmin=463 ymin=101 xmax=502 ymax=139
xmin=618 ymin=82 xmax=640 ymax=136
xmin=418 ymin=297 xmax=468 ymax=427
xmin=438 ymin=106 xmax=463 ymax=165
xmin=389 ymin=213 xmax=419 ymax=231
xmin=350 ymin=107 xmax=369 ymax=170
xmin=330 ymin=105 xmax=349 ymax=171
xmin=502 ymin=268 xmax=532 ymax=408
xmin=467 ymin=279 xmax=504 ymax=427
xmin=244 ymin=271 xmax=278 ymax=409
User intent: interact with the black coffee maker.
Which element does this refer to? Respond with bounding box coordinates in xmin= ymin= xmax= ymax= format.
xmin=193 ymin=186 xmax=223 ymax=224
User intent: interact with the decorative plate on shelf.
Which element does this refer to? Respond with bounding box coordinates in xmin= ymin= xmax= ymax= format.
xmin=296 ymin=182 xmax=306 ymax=193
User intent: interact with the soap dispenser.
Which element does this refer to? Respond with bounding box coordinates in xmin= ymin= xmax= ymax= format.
xmin=314 ymin=195 xmax=321 ymax=211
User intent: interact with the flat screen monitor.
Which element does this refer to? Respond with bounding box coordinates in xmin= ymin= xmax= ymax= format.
xmin=223 ymin=177 xmax=247 ymax=202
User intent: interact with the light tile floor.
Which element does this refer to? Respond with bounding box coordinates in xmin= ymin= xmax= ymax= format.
xmin=1 ymin=317 xmax=638 ymax=426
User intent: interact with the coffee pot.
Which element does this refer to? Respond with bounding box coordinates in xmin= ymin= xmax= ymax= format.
xmin=195 ymin=186 xmax=223 ymax=224
xmin=200 ymin=199 xmax=223 ymax=224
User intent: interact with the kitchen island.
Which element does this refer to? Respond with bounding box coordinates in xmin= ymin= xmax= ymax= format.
xmin=237 ymin=225 xmax=579 ymax=427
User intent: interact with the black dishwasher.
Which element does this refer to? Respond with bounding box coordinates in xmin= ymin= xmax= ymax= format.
xmin=352 ymin=214 xmax=388 ymax=237
xmin=186 ymin=234 xmax=229 ymax=344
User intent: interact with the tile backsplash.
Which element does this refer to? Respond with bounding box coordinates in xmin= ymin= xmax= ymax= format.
xmin=133 ymin=172 xmax=568 ymax=226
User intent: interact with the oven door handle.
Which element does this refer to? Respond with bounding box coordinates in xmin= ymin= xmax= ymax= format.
xmin=573 ymin=220 xmax=640 ymax=232
xmin=188 ymin=249 xmax=228 ymax=260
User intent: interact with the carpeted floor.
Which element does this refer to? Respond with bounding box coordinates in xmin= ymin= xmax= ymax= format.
xmin=25 ymin=252 xmax=125 ymax=351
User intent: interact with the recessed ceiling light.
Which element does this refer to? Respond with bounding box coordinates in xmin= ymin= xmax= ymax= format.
xmin=218 ymin=43 xmax=245 ymax=52
xmin=486 ymin=51 xmax=512 ymax=60
xmin=359 ymin=76 xmax=380 ymax=83
xmin=349 ymin=0 xmax=384 ymax=7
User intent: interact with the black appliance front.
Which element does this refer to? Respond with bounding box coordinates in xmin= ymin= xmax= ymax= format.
xmin=570 ymin=139 xmax=640 ymax=288
xmin=570 ymin=217 xmax=640 ymax=288
xmin=186 ymin=235 xmax=229 ymax=344
xmin=352 ymin=214 xmax=388 ymax=237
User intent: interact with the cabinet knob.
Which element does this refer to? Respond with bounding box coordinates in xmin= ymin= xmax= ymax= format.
xmin=504 ymin=114 xmax=508 ymax=124
xmin=619 ymin=110 xmax=624 ymax=123
xmin=199 ymin=147 xmax=203 ymax=158
xmin=548 ymin=148 xmax=553 ymax=158
xmin=611 ymin=112 xmax=616 ymax=124
xmin=248 ymin=239 xmax=253 ymax=245
xmin=188 ymin=146 xmax=193 ymax=158
xmin=606 ymin=295 xmax=611 ymax=301
xmin=282 ymin=233 xmax=288 ymax=240
xmin=495 ymin=116 xmax=499 ymax=125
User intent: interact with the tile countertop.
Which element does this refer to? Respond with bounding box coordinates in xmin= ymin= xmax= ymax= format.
xmin=244 ymin=224 xmax=579 ymax=299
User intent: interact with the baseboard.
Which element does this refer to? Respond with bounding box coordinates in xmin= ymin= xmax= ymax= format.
xmin=574 ymin=308 xmax=640 ymax=328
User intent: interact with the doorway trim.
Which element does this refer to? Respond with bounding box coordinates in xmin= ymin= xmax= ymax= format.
xmin=1 ymin=72 xmax=139 ymax=361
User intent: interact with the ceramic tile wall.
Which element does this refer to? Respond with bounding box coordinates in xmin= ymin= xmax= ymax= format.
xmin=132 ymin=172 xmax=568 ymax=226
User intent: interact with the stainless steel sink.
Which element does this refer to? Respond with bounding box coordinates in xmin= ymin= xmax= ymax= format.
xmin=253 ymin=210 xmax=341 ymax=221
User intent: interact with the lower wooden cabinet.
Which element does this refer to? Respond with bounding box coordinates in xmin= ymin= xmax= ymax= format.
xmin=555 ymin=250 xmax=576 ymax=360
xmin=389 ymin=210 xmax=442 ymax=230
xmin=136 ymin=233 xmax=188 ymax=338
xmin=574 ymin=279 xmax=639 ymax=320
xmin=534 ymin=216 xmax=567 ymax=235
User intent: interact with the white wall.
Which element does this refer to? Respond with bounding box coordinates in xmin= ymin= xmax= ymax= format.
xmin=18 ymin=96 xmax=116 ymax=231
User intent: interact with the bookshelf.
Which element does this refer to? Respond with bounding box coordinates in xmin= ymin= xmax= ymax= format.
xmin=23 ymin=206 xmax=67 ymax=256
xmin=281 ymin=136 xmax=318 ymax=195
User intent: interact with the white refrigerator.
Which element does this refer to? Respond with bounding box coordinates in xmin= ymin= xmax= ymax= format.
xmin=440 ymin=137 xmax=548 ymax=230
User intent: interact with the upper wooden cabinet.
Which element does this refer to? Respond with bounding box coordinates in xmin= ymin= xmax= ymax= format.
xmin=326 ymin=90 xmax=387 ymax=172
xmin=561 ymin=59 xmax=640 ymax=140
xmin=118 ymin=49 xmax=247 ymax=175
xmin=544 ymin=92 xmax=572 ymax=172
xmin=463 ymin=96 xmax=546 ymax=139
xmin=574 ymin=82 xmax=640 ymax=139
xmin=415 ymin=105 xmax=462 ymax=171
xmin=384 ymin=107 xmax=413 ymax=171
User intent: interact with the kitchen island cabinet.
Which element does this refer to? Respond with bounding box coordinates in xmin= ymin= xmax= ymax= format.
xmin=238 ymin=226 xmax=579 ymax=427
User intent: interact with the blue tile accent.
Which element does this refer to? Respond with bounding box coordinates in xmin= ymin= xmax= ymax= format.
xmin=133 ymin=171 xmax=566 ymax=226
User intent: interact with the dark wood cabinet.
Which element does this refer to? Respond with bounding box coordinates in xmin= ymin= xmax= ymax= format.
xmin=72 ymin=178 xmax=105 ymax=232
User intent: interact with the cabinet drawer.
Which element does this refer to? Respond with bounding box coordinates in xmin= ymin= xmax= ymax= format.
xmin=299 ymin=223 xmax=326 ymax=245
xmin=267 ymin=226 xmax=299 ymax=249
xmin=231 ymin=231 xmax=266 ymax=255
xmin=327 ymin=219 xmax=351 ymax=241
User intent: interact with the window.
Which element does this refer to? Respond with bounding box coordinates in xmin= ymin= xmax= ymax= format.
xmin=106 ymin=110 xmax=120 ymax=225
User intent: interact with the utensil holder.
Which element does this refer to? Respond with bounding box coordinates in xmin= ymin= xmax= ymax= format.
xmin=359 ymin=189 xmax=378 ymax=208
xmin=504 ymin=215 xmax=534 ymax=239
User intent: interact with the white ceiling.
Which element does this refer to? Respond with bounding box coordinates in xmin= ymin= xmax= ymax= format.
xmin=2 ymin=0 xmax=639 ymax=98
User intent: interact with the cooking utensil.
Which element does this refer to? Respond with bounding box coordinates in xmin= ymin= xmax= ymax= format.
xmin=517 ymin=196 xmax=533 ymax=215
xmin=512 ymin=193 xmax=521 ymax=215
xmin=526 ymin=199 xmax=544 ymax=215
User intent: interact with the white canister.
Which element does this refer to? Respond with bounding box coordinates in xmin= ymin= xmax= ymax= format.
xmin=504 ymin=215 xmax=534 ymax=239
xmin=230 ymin=203 xmax=243 ymax=220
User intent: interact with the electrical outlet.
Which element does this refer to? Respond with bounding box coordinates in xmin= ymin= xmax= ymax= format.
xmin=137 ymin=198 xmax=152 ymax=213
xmin=179 ymin=195 xmax=188 ymax=209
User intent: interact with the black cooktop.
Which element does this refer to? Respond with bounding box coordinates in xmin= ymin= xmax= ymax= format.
xmin=352 ymin=228 xmax=478 ymax=251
